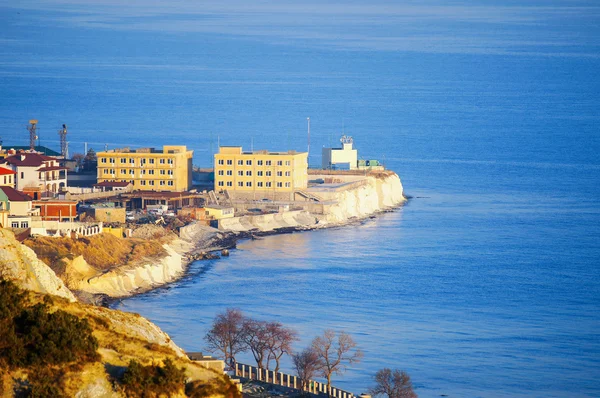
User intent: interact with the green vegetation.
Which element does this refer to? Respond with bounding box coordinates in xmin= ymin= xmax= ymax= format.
xmin=0 ymin=279 xmax=100 ymax=396
xmin=121 ymin=358 xmax=186 ymax=397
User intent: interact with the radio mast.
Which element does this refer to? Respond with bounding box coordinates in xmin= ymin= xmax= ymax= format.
xmin=27 ymin=120 xmax=38 ymax=151
xmin=59 ymin=124 xmax=68 ymax=158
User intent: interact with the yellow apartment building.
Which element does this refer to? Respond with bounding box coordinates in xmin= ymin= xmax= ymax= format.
xmin=97 ymin=146 xmax=193 ymax=192
xmin=214 ymin=146 xmax=308 ymax=200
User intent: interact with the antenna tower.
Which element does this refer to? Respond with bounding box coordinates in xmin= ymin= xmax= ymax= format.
xmin=59 ymin=124 xmax=68 ymax=158
xmin=27 ymin=120 xmax=38 ymax=151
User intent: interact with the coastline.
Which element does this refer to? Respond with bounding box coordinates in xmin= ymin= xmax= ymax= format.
xmin=88 ymin=172 xmax=407 ymax=304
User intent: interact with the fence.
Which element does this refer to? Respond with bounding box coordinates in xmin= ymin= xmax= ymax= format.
xmin=234 ymin=363 xmax=356 ymax=398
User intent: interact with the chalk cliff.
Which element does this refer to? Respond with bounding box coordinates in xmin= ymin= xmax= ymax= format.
xmin=316 ymin=172 xmax=406 ymax=224
xmin=0 ymin=228 xmax=76 ymax=301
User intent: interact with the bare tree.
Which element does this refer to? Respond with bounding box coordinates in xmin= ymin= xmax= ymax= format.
xmin=292 ymin=347 xmax=320 ymax=392
xmin=241 ymin=319 xmax=270 ymax=370
xmin=311 ymin=330 xmax=363 ymax=397
xmin=369 ymin=368 xmax=417 ymax=398
xmin=204 ymin=308 xmax=246 ymax=366
xmin=265 ymin=321 xmax=298 ymax=373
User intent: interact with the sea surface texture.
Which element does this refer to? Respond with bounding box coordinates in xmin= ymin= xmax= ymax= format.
xmin=1 ymin=1 xmax=599 ymax=397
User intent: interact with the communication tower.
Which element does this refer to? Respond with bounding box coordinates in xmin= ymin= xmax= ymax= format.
xmin=59 ymin=124 xmax=68 ymax=158
xmin=27 ymin=120 xmax=38 ymax=151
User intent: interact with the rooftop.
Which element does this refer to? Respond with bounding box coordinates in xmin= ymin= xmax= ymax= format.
xmin=0 ymin=152 xmax=55 ymax=167
xmin=0 ymin=186 xmax=33 ymax=202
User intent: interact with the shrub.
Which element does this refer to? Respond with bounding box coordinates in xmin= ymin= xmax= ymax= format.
xmin=121 ymin=358 xmax=186 ymax=397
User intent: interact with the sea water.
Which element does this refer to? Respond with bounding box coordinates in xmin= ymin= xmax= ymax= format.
xmin=1 ymin=2 xmax=599 ymax=396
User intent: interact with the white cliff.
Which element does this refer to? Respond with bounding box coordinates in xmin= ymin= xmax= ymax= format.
xmin=0 ymin=228 xmax=76 ymax=301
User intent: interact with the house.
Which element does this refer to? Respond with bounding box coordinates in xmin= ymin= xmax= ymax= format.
xmin=214 ymin=146 xmax=308 ymax=201
xmin=96 ymin=145 xmax=193 ymax=192
xmin=0 ymin=152 xmax=68 ymax=196
xmin=33 ymin=199 xmax=78 ymax=222
xmin=0 ymin=167 xmax=16 ymax=188
xmin=204 ymin=204 xmax=234 ymax=220
xmin=0 ymin=186 xmax=38 ymax=229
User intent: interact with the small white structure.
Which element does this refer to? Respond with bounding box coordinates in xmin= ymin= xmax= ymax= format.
xmin=322 ymin=135 xmax=358 ymax=170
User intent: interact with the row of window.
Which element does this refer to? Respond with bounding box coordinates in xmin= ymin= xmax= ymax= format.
xmin=217 ymin=181 xmax=291 ymax=188
xmin=11 ymin=221 xmax=28 ymax=228
xmin=217 ymin=159 xmax=292 ymax=166
xmin=100 ymin=157 xmax=174 ymax=165
xmin=103 ymin=179 xmax=175 ymax=187
xmin=217 ymin=170 xmax=292 ymax=177
xmin=101 ymin=169 xmax=174 ymax=176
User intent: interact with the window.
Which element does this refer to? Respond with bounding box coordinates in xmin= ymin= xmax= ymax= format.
xmin=110 ymin=158 xmax=115 ymax=164
xmin=238 ymin=171 xmax=243 ymax=176
xmin=101 ymin=158 xmax=107 ymax=163
xmin=218 ymin=170 xmax=224 ymax=176
xmin=246 ymin=182 xmax=252 ymax=187
xmin=246 ymin=160 xmax=252 ymax=166
xmin=168 ymin=181 xmax=173 ymax=186
xmin=277 ymin=182 xmax=283 ymax=188
xmin=277 ymin=160 xmax=283 ymax=166
xmin=285 ymin=171 xmax=291 ymax=177
xmin=168 ymin=159 xmax=174 ymax=164
xmin=160 ymin=170 xmax=166 ymax=175
xmin=218 ymin=181 xmax=224 ymax=187
xmin=257 ymin=160 xmax=263 ymax=166
xmin=238 ymin=181 xmax=243 ymax=187
xmin=238 ymin=160 xmax=243 ymax=165
xmin=11 ymin=222 xmax=19 ymax=228
xmin=226 ymin=181 xmax=233 ymax=187
xmin=20 ymin=221 xmax=28 ymax=228
xmin=160 ymin=159 xmax=165 ymax=164
xmin=277 ymin=171 xmax=283 ymax=177
xmin=227 ymin=160 xmax=233 ymax=165
xmin=141 ymin=159 xmax=146 ymax=164
xmin=129 ymin=169 xmax=135 ymax=175
xmin=246 ymin=171 xmax=252 ymax=176
xmin=148 ymin=170 xmax=155 ymax=175
xmin=285 ymin=182 xmax=291 ymax=187
xmin=140 ymin=169 xmax=146 ymax=175
xmin=129 ymin=158 xmax=135 ymax=164
xmin=120 ymin=158 xmax=126 ymax=164
xmin=266 ymin=160 xmax=272 ymax=166
xmin=257 ymin=182 xmax=263 ymax=187
xmin=141 ymin=180 xmax=146 ymax=186
xmin=266 ymin=171 xmax=271 ymax=177
xmin=121 ymin=169 xmax=126 ymax=174
xmin=257 ymin=171 xmax=263 ymax=176
xmin=149 ymin=159 xmax=155 ymax=164
xmin=285 ymin=161 xmax=291 ymax=166
xmin=159 ymin=180 xmax=165 ymax=186
xmin=266 ymin=182 xmax=272 ymax=187
xmin=226 ymin=170 xmax=233 ymax=176
xmin=21 ymin=172 xmax=24 ymax=179
xmin=149 ymin=180 xmax=154 ymax=186
xmin=218 ymin=159 xmax=224 ymax=165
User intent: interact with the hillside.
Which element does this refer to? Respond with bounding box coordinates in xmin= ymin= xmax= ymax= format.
xmin=0 ymin=229 xmax=237 ymax=397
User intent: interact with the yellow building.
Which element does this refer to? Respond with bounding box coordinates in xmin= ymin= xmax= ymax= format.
xmin=97 ymin=146 xmax=193 ymax=192
xmin=214 ymin=146 xmax=308 ymax=200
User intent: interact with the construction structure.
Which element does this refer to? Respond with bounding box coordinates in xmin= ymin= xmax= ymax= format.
xmin=96 ymin=145 xmax=193 ymax=192
xmin=213 ymin=146 xmax=308 ymax=201
xmin=27 ymin=120 xmax=38 ymax=151
xmin=59 ymin=124 xmax=68 ymax=158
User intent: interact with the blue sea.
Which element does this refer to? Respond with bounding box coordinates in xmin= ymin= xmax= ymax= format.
xmin=1 ymin=1 xmax=599 ymax=396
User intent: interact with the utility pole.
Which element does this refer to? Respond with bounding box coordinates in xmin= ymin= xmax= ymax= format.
xmin=307 ymin=117 xmax=310 ymax=166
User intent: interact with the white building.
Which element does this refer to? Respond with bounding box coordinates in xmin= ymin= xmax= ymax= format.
xmin=322 ymin=135 xmax=358 ymax=170
xmin=0 ymin=152 xmax=68 ymax=196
